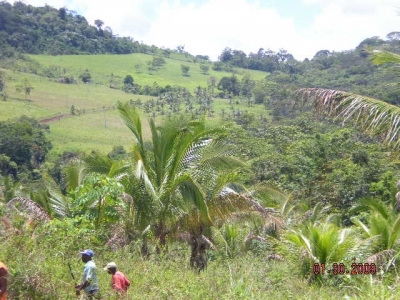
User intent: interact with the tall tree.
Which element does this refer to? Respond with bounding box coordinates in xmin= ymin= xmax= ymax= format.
xmin=94 ymin=19 xmax=104 ymax=30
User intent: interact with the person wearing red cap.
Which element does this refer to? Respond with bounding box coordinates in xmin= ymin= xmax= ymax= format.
xmin=75 ymin=249 xmax=100 ymax=299
xmin=104 ymin=262 xmax=130 ymax=295
xmin=0 ymin=261 xmax=7 ymax=300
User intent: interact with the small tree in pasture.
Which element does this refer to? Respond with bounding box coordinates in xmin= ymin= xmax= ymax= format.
xmin=200 ymin=64 xmax=209 ymax=75
xmin=79 ymin=69 xmax=91 ymax=83
xmin=181 ymin=64 xmax=190 ymax=76
xmin=15 ymin=78 xmax=33 ymax=101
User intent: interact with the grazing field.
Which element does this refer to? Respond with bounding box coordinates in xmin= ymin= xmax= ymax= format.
xmin=1 ymin=65 xmax=269 ymax=155
xmin=29 ymin=53 xmax=268 ymax=91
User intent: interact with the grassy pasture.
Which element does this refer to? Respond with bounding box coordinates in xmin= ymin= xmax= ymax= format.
xmin=29 ymin=53 xmax=268 ymax=90
xmin=1 ymin=57 xmax=269 ymax=154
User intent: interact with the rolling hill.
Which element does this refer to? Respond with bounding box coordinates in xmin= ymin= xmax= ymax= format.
xmin=0 ymin=54 xmax=270 ymax=154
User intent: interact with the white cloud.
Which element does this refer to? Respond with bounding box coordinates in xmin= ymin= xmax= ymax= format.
xmin=300 ymin=0 xmax=400 ymax=57
xmin=6 ymin=0 xmax=400 ymax=61
xmin=142 ymin=0 xmax=298 ymax=59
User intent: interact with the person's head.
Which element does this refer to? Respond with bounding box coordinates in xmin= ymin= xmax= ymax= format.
xmin=104 ymin=262 xmax=117 ymax=274
xmin=79 ymin=249 xmax=94 ymax=263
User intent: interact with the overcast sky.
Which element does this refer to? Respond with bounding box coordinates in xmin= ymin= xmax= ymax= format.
xmin=7 ymin=0 xmax=400 ymax=61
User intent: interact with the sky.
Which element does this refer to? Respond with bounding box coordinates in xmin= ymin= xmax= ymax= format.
xmin=7 ymin=0 xmax=400 ymax=61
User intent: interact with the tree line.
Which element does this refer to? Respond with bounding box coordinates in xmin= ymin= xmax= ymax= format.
xmin=0 ymin=1 xmax=159 ymax=56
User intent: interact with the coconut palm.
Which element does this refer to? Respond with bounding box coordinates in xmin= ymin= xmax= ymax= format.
xmin=117 ymin=102 xmax=261 ymax=258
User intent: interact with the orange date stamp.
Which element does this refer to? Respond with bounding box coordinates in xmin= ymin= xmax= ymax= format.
xmin=313 ymin=262 xmax=377 ymax=275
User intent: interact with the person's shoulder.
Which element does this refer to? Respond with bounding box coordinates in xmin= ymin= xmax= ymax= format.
xmin=87 ymin=260 xmax=97 ymax=267
xmin=116 ymin=271 xmax=127 ymax=277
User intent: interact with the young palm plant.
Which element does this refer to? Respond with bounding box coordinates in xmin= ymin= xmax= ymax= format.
xmin=286 ymin=221 xmax=357 ymax=283
xmin=117 ymin=102 xmax=266 ymax=263
xmin=350 ymin=198 xmax=400 ymax=268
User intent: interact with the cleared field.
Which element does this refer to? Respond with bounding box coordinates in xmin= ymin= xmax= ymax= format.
xmin=1 ymin=58 xmax=269 ymax=155
xmin=29 ymin=53 xmax=268 ymax=90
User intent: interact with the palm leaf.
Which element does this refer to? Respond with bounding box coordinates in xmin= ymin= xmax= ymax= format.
xmin=6 ymin=197 xmax=51 ymax=222
xmin=42 ymin=172 xmax=71 ymax=218
xmin=351 ymin=217 xmax=371 ymax=235
xmin=296 ymin=88 xmax=400 ymax=149
xmin=366 ymin=249 xmax=396 ymax=267
xmin=177 ymin=175 xmax=211 ymax=224
xmin=388 ymin=215 xmax=400 ymax=248
xmin=117 ymin=102 xmax=144 ymax=146
xmin=65 ymin=159 xmax=86 ymax=192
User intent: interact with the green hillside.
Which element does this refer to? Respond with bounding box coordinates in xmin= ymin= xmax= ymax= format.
xmin=30 ymin=53 xmax=268 ymax=90
xmin=0 ymin=58 xmax=269 ymax=154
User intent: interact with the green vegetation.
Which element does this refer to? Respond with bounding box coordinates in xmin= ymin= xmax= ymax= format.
xmin=2 ymin=2 xmax=400 ymax=299
xmin=28 ymin=53 xmax=267 ymax=90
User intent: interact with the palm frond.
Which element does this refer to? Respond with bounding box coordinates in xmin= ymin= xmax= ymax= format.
xmin=42 ymin=172 xmax=71 ymax=218
xmin=117 ymin=102 xmax=144 ymax=146
xmin=296 ymin=88 xmax=400 ymax=149
xmin=6 ymin=197 xmax=51 ymax=222
xmin=176 ymin=175 xmax=211 ymax=224
xmin=135 ymin=160 xmax=156 ymax=199
xmin=366 ymin=249 xmax=396 ymax=267
xmin=351 ymin=217 xmax=371 ymax=235
xmin=286 ymin=230 xmax=318 ymax=262
xmin=85 ymin=152 xmax=131 ymax=179
xmin=84 ymin=152 xmax=113 ymax=174
xmin=65 ymin=159 xmax=86 ymax=192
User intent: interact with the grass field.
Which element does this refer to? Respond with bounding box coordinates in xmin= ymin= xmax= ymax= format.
xmin=29 ymin=53 xmax=268 ymax=91
xmin=1 ymin=62 xmax=269 ymax=155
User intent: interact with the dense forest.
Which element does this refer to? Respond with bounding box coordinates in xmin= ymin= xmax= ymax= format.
xmin=0 ymin=1 xmax=156 ymax=56
xmin=2 ymin=1 xmax=400 ymax=299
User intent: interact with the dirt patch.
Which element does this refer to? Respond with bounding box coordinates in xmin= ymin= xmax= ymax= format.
xmin=39 ymin=113 xmax=70 ymax=124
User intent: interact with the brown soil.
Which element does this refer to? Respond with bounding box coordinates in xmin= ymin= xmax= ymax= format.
xmin=39 ymin=113 xmax=70 ymax=124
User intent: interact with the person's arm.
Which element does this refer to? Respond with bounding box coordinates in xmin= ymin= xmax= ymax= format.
xmin=75 ymin=264 xmax=93 ymax=293
xmin=76 ymin=280 xmax=90 ymax=290
xmin=111 ymin=275 xmax=117 ymax=290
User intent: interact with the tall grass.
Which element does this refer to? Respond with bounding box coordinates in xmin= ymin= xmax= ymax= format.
xmin=4 ymin=232 xmax=397 ymax=300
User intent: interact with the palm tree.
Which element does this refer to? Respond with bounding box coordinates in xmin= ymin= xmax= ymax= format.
xmin=174 ymin=184 xmax=282 ymax=271
xmin=117 ymin=102 xmax=263 ymax=260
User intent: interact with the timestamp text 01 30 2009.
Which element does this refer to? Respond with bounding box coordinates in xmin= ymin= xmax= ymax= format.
xmin=313 ymin=262 xmax=377 ymax=275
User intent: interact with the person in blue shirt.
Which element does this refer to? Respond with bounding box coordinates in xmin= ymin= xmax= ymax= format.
xmin=75 ymin=249 xmax=100 ymax=299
